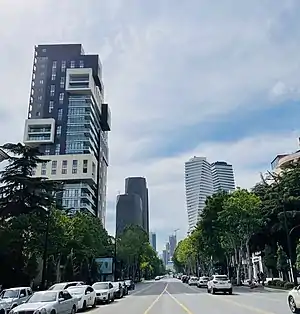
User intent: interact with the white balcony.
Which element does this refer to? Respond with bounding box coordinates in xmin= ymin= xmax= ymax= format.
xmin=23 ymin=118 xmax=55 ymax=145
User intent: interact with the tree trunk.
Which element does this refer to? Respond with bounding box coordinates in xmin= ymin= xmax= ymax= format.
xmin=246 ymin=242 xmax=253 ymax=280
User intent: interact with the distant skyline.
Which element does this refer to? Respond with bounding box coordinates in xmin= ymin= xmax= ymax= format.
xmin=2 ymin=0 xmax=300 ymax=253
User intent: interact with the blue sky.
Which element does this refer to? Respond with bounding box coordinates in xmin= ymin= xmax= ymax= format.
xmin=1 ymin=0 xmax=300 ymax=252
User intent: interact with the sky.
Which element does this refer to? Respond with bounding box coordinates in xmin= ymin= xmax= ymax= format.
xmin=1 ymin=0 xmax=300 ymax=253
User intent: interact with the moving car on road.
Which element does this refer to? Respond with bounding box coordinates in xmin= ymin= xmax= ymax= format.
xmin=67 ymin=285 xmax=96 ymax=310
xmin=207 ymin=275 xmax=232 ymax=295
xmin=188 ymin=277 xmax=198 ymax=286
xmin=92 ymin=282 xmax=114 ymax=304
xmin=197 ymin=277 xmax=209 ymax=288
xmin=0 ymin=287 xmax=32 ymax=314
xmin=8 ymin=290 xmax=77 ymax=314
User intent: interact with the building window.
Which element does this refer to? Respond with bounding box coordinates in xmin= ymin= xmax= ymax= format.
xmin=92 ymin=162 xmax=95 ymax=177
xmin=39 ymin=79 xmax=44 ymax=85
xmin=60 ymin=76 xmax=65 ymax=88
xmin=41 ymin=162 xmax=47 ymax=176
xmin=72 ymin=160 xmax=78 ymax=174
xmin=50 ymin=85 xmax=55 ymax=96
xmin=61 ymin=61 xmax=66 ymax=72
xmin=36 ymin=111 xmax=40 ymax=117
xmin=42 ymin=48 xmax=47 ymax=52
xmin=56 ymin=125 xmax=62 ymax=136
xmin=48 ymin=101 xmax=54 ymax=113
xmin=45 ymin=146 xmax=50 ymax=155
xmin=79 ymin=60 xmax=84 ymax=68
xmin=59 ymin=93 xmax=64 ymax=104
xmin=70 ymin=61 xmax=75 ymax=68
xmin=52 ymin=61 xmax=57 ymax=68
xmin=58 ymin=108 xmax=63 ymax=121
xmin=51 ymin=73 xmax=56 ymax=81
xmin=83 ymin=159 xmax=88 ymax=173
xmin=55 ymin=144 xmax=60 ymax=155
xmin=38 ymin=95 xmax=42 ymax=100
xmin=62 ymin=160 xmax=67 ymax=174
xmin=51 ymin=160 xmax=57 ymax=175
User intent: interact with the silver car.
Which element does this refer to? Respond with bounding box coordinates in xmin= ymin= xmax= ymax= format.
xmin=9 ymin=290 xmax=77 ymax=314
xmin=0 ymin=287 xmax=32 ymax=314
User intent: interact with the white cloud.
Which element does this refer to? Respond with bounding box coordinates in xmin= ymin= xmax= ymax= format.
xmin=0 ymin=0 xmax=300 ymax=251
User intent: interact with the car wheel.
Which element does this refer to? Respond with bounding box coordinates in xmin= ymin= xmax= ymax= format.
xmin=70 ymin=306 xmax=76 ymax=314
xmin=82 ymin=301 xmax=87 ymax=311
xmin=207 ymin=287 xmax=210 ymax=293
xmin=228 ymin=289 xmax=232 ymax=295
xmin=92 ymin=298 xmax=97 ymax=308
xmin=212 ymin=288 xmax=216 ymax=295
xmin=289 ymin=296 xmax=300 ymax=313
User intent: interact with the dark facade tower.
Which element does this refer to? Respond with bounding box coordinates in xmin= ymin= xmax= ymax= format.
xmin=125 ymin=177 xmax=149 ymax=234
xmin=23 ymin=44 xmax=111 ymax=224
xmin=115 ymin=194 xmax=143 ymax=236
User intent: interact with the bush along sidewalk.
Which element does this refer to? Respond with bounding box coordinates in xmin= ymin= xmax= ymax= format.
xmin=267 ymin=280 xmax=295 ymax=290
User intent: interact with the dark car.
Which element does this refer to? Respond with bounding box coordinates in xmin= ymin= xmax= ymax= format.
xmin=125 ymin=280 xmax=135 ymax=290
xmin=118 ymin=281 xmax=128 ymax=295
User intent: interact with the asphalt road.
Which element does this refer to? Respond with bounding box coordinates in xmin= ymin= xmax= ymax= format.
xmin=87 ymin=278 xmax=292 ymax=314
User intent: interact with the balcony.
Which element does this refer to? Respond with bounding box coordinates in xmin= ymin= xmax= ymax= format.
xmin=23 ymin=118 xmax=55 ymax=145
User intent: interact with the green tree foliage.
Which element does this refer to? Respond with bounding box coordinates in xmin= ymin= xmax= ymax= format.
xmin=64 ymin=253 xmax=75 ymax=282
xmin=46 ymin=255 xmax=57 ymax=286
xmin=80 ymin=258 xmax=90 ymax=283
xmin=0 ymin=143 xmax=61 ymax=219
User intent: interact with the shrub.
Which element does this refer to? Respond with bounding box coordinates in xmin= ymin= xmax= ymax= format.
xmin=284 ymin=282 xmax=295 ymax=290
xmin=268 ymin=280 xmax=274 ymax=286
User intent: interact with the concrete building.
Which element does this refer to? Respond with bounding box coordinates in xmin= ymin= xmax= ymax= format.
xmin=271 ymin=151 xmax=300 ymax=174
xmin=185 ymin=156 xmax=214 ymax=232
xmin=115 ymin=194 xmax=143 ymax=236
xmin=150 ymin=232 xmax=157 ymax=251
xmin=211 ymin=161 xmax=235 ymax=193
xmin=23 ymin=44 xmax=111 ymax=223
xmin=125 ymin=177 xmax=149 ymax=234
xmin=162 ymin=250 xmax=168 ymax=266
xmin=169 ymin=235 xmax=177 ymax=259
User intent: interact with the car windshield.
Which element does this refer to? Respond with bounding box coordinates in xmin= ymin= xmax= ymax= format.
xmin=68 ymin=287 xmax=85 ymax=295
xmin=28 ymin=292 xmax=57 ymax=303
xmin=48 ymin=283 xmax=66 ymax=291
xmin=215 ymin=276 xmax=228 ymax=281
xmin=93 ymin=283 xmax=109 ymax=290
xmin=0 ymin=290 xmax=18 ymax=299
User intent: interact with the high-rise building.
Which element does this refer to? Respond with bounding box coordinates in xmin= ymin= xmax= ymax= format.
xmin=166 ymin=242 xmax=170 ymax=262
xmin=150 ymin=232 xmax=157 ymax=251
xmin=169 ymin=235 xmax=177 ymax=259
xmin=211 ymin=161 xmax=235 ymax=193
xmin=23 ymin=44 xmax=111 ymax=223
xmin=115 ymin=194 xmax=143 ymax=236
xmin=162 ymin=250 xmax=167 ymax=265
xmin=125 ymin=177 xmax=149 ymax=234
xmin=185 ymin=156 xmax=214 ymax=232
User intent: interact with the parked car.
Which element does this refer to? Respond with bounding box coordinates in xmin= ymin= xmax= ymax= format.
xmin=288 ymin=285 xmax=300 ymax=313
xmin=92 ymin=282 xmax=114 ymax=304
xmin=197 ymin=277 xmax=209 ymax=288
xmin=67 ymin=285 xmax=96 ymax=310
xmin=48 ymin=282 xmax=85 ymax=291
xmin=124 ymin=280 xmax=135 ymax=290
xmin=8 ymin=290 xmax=77 ymax=314
xmin=0 ymin=287 xmax=32 ymax=314
xmin=155 ymin=276 xmax=161 ymax=281
xmin=112 ymin=282 xmax=124 ymax=299
xmin=207 ymin=275 xmax=232 ymax=295
xmin=118 ymin=281 xmax=128 ymax=295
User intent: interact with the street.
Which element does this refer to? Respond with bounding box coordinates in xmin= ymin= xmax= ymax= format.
xmin=86 ymin=278 xmax=291 ymax=314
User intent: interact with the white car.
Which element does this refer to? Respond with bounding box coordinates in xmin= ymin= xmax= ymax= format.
xmin=48 ymin=282 xmax=84 ymax=291
xmin=207 ymin=275 xmax=232 ymax=294
xmin=92 ymin=282 xmax=114 ymax=304
xmin=67 ymin=285 xmax=96 ymax=310
xmin=9 ymin=290 xmax=77 ymax=314
xmin=0 ymin=287 xmax=32 ymax=314
xmin=188 ymin=277 xmax=198 ymax=286
xmin=288 ymin=286 xmax=300 ymax=313
xmin=197 ymin=276 xmax=209 ymax=288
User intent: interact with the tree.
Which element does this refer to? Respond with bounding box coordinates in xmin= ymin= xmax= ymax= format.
xmin=263 ymin=245 xmax=277 ymax=278
xmin=80 ymin=258 xmax=90 ymax=283
xmin=46 ymin=255 xmax=57 ymax=286
xmin=277 ymin=245 xmax=289 ymax=280
xmin=0 ymin=143 xmax=61 ymax=219
xmin=90 ymin=259 xmax=100 ymax=283
xmin=64 ymin=252 xmax=75 ymax=281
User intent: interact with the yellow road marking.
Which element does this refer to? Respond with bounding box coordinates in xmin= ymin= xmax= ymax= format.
xmin=143 ymin=283 xmax=168 ymax=314
xmin=209 ymin=295 xmax=276 ymax=314
xmin=166 ymin=290 xmax=193 ymax=314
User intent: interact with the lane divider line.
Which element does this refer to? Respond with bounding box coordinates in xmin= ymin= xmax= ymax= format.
xmin=166 ymin=290 xmax=193 ymax=314
xmin=143 ymin=283 xmax=168 ymax=314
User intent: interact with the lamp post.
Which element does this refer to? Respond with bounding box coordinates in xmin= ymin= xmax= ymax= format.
xmin=40 ymin=206 xmax=50 ymax=290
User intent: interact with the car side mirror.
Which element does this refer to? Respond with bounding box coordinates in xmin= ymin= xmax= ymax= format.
xmin=86 ymin=291 xmax=91 ymax=295
xmin=59 ymin=298 xmax=64 ymax=302
xmin=19 ymin=294 xmax=25 ymax=298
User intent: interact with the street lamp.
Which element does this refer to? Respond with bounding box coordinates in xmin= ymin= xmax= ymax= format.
xmin=40 ymin=206 xmax=51 ymax=290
